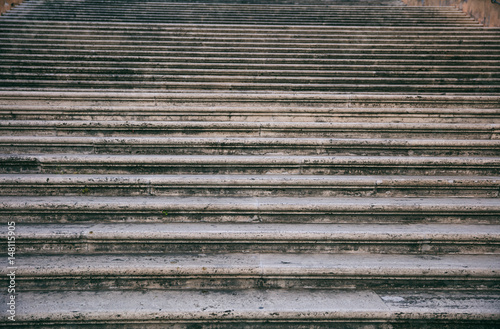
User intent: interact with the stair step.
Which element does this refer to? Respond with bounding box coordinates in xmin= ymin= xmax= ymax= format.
xmin=2 ymin=0 xmax=499 ymax=325
xmin=2 ymin=196 xmax=499 ymax=223
xmin=2 ymin=22 xmax=498 ymax=34
xmin=1 ymin=174 xmax=498 ymax=197
xmin=3 ymin=18 xmax=477 ymax=27
xmin=13 ymin=223 xmax=500 ymax=254
xmin=6 ymin=40 xmax=499 ymax=49
xmin=4 ymin=61 xmax=499 ymax=72
xmin=3 ymin=73 xmax=498 ymax=83
xmin=2 ymin=69 xmax=499 ymax=80
xmin=1 ymin=91 xmax=497 ymax=106
xmin=3 ymin=47 xmax=498 ymax=58
xmin=3 ymin=290 xmax=499 ymax=328
xmin=3 ymin=81 xmax=500 ymax=93
xmin=3 ymin=12 xmax=473 ymax=19
xmin=3 ymin=34 xmax=500 ymax=43
xmin=2 ymin=105 xmax=499 ymax=123
xmin=3 ymin=54 xmax=499 ymax=67
xmin=4 ymin=253 xmax=499 ymax=290
xmin=3 ymin=154 xmax=499 ymax=176
xmin=1 ymin=121 xmax=498 ymax=139
xmin=1 ymin=136 xmax=498 ymax=156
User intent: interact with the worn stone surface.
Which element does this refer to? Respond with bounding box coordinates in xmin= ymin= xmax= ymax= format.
xmin=0 ymin=0 xmax=499 ymax=327
xmin=1 ymin=290 xmax=499 ymax=327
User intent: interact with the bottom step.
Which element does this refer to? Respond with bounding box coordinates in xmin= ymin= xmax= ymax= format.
xmin=2 ymin=290 xmax=499 ymax=328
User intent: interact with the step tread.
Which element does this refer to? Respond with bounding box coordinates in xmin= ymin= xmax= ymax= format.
xmin=5 ymin=253 xmax=500 ymax=277
xmin=2 ymin=195 xmax=499 ymax=210
xmin=1 ymin=174 xmax=498 ymax=186
xmin=2 ymin=62 xmax=500 ymax=71
xmin=2 ymin=106 xmax=499 ymax=114
xmin=3 ymin=290 xmax=499 ymax=323
xmin=1 ymin=90 xmax=499 ymax=102
xmin=2 ymin=136 xmax=499 ymax=145
xmin=1 ymin=120 xmax=498 ymax=138
xmin=2 ymin=120 xmax=498 ymax=129
xmin=4 ymin=153 xmax=500 ymax=165
xmin=15 ymin=222 xmax=500 ymax=241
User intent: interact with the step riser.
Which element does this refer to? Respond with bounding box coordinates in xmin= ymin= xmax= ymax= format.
xmin=3 ymin=114 xmax=498 ymax=123
xmin=3 ymin=8 xmax=469 ymax=14
xmin=3 ymin=160 xmax=499 ymax=176
xmin=10 ymin=276 xmax=498 ymax=292
xmin=5 ymin=5 xmax=456 ymax=11
xmin=3 ymin=48 xmax=498 ymax=57
xmin=1 ymin=130 xmax=496 ymax=139
xmin=3 ymin=108 xmax=498 ymax=122
xmin=3 ymin=7 xmax=470 ymax=15
xmin=3 ymin=23 xmax=497 ymax=31
xmin=3 ymin=69 xmax=499 ymax=79
xmin=4 ymin=36 xmax=500 ymax=43
xmin=4 ymin=74 xmax=498 ymax=83
xmin=1 ymin=16 xmax=478 ymax=25
xmin=3 ymin=210 xmax=498 ymax=224
xmin=1 ymin=175 xmax=498 ymax=197
xmin=2 ymin=20 xmax=478 ymax=27
xmin=4 ymin=35 xmax=500 ymax=42
xmin=3 ymin=62 xmax=500 ymax=72
xmin=0 ymin=14 xmax=477 ymax=20
xmin=0 ymin=15 xmax=475 ymax=21
xmin=4 ymin=55 xmax=499 ymax=67
xmin=1 ymin=20 xmax=478 ymax=26
xmin=15 ymin=240 xmax=500 ymax=255
xmin=4 ymin=82 xmax=500 ymax=93
xmin=3 ymin=27 xmax=500 ymax=37
xmin=1 ymin=123 xmax=497 ymax=139
xmin=1 ymin=93 xmax=497 ymax=108
xmin=2 ymin=185 xmax=499 ymax=198
xmin=2 ymin=143 xmax=498 ymax=156
xmin=4 ymin=42 xmax=499 ymax=50
xmin=3 ymin=322 xmax=498 ymax=329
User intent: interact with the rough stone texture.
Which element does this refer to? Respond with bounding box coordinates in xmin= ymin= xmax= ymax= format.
xmin=0 ymin=0 xmax=499 ymax=327
xmin=2 ymin=290 xmax=500 ymax=327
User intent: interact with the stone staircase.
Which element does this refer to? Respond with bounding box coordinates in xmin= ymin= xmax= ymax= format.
xmin=1 ymin=0 xmax=499 ymax=327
